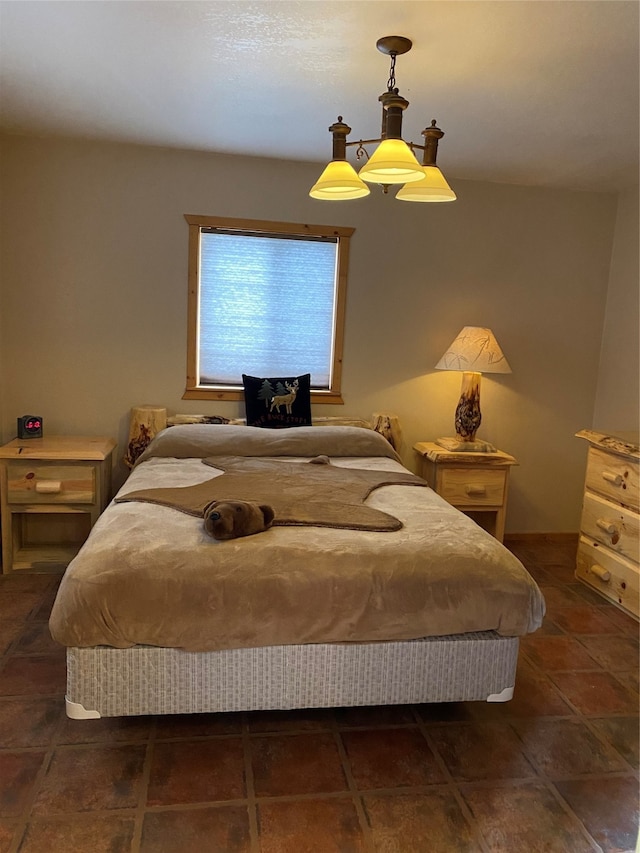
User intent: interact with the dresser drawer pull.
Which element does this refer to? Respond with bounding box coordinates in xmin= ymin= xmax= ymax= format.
xmin=602 ymin=471 xmax=623 ymax=487
xmin=35 ymin=480 xmax=62 ymax=494
xmin=596 ymin=518 xmax=619 ymax=536
xmin=590 ymin=563 xmax=611 ymax=582
xmin=465 ymin=484 xmax=487 ymax=496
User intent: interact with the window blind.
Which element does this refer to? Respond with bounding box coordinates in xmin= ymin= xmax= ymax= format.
xmin=198 ymin=230 xmax=338 ymax=387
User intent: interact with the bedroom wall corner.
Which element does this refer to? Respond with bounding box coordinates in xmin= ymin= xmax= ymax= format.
xmin=592 ymin=187 xmax=640 ymax=434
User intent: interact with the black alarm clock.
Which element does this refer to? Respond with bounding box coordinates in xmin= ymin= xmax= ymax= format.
xmin=17 ymin=415 xmax=43 ymax=439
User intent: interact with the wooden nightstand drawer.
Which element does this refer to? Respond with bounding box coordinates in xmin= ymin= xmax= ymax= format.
xmin=581 ymin=491 xmax=640 ymax=563
xmin=7 ymin=463 xmax=96 ymax=504
xmin=576 ymin=535 xmax=639 ymax=617
xmin=439 ymin=468 xmax=507 ymax=506
xmin=585 ymin=447 xmax=639 ymax=510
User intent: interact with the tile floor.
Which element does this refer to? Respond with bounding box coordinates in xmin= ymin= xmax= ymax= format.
xmin=0 ymin=538 xmax=638 ymax=852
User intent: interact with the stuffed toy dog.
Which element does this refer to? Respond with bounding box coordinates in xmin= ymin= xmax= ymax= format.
xmin=203 ymin=499 xmax=275 ymax=540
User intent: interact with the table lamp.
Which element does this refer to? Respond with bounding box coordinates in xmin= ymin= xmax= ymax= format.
xmin=434 ymin=326 xmax=511 ymax=452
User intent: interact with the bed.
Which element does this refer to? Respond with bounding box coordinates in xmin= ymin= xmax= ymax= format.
xmin=49 ymin=424 xmax=545 ymax=719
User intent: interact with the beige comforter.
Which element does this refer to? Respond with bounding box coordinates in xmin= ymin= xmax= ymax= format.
xmin=49 ymin=425 xmax=545 ymax=651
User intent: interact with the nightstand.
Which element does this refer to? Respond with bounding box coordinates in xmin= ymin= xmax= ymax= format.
xmin=0 ymin=436 xmax=116 ymax=573
xmin=413 ymin=442 xmax=517 ymax=542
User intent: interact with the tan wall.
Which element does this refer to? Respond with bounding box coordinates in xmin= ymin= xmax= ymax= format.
xmin=0 ymin=135 xmax=620 ymax=532
xmin=593 ymin=188 xmax=640 ymax=433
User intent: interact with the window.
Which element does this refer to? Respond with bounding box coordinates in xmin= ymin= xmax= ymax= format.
xmin=183 ymin=215 xmax=353 ymax=403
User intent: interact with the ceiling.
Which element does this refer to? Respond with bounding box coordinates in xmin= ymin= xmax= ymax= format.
xmin=1 ymin=1 xmax=638 ymax=192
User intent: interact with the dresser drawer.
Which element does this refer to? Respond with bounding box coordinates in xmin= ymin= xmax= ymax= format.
xmin=585 ymin=447 xmax=639 ymax=510
xmin=576 ymin=535 xmax=639 ymax=617
xmin=439 ymin=468 xmax=507 ymax=507
xmin=7 ymin=463 xmax=96 ymax=504
xmin=581 ymin=492 xmax=640 ymax=563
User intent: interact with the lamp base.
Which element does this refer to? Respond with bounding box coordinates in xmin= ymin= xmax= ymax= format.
xmin=435 ymin=437 xmax=497 ymax=453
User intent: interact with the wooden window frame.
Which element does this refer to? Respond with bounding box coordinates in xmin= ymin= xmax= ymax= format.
xmin=183 ymin=214 xmax=353 ymax=404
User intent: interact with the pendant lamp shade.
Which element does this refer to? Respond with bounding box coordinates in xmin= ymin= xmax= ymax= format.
xmin=309 ymin=160 xmax=370 ymax=200
xmin=309 ymin=37 xmax=456 ymax=203
xmin=396 ymin=165 xmax=457 ymax=202
xmin=358 ymin=139 xmax=426 ymax=185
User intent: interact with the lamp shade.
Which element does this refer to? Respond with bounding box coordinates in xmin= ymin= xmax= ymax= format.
xmin=396 ymin=166 xmax=457 ymax=202
xmin=309 ymin=160 xmax=370 ymax=200
xmin=358 ymin=139 xmax=425 ymax=185
xmin=435 ymin=327 xmax=512 ymax=374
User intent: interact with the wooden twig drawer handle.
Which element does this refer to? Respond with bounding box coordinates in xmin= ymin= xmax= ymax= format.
xmin=596 ymin=518 xmax=618 ymax=535
xmin=35 ymin=480 xmax=62 ymax=494
xmin=602 ymin=471 xmax=623 ymax=486
xmin=465 ymin=484 xmax=487 ymax=496
xmin=590 ymin=563 xmax=611 ymax=582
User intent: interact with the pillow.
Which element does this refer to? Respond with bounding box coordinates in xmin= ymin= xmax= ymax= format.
xmin=134 ymin=424 xmax=402 ymax=465
xmin=242 ymin=373 xmax=312 ymax=428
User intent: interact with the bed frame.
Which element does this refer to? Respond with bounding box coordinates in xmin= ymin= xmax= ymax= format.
xmin=65 ymin=631 xmax=518 ymax=719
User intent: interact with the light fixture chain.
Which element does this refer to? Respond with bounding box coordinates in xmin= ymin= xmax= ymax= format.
xmin=386 ymin=52 xmax=397 ymax=92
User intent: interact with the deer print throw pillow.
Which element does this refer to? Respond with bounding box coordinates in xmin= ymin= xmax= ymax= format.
xmin=242 ymin=373 xmax=312 ymax=428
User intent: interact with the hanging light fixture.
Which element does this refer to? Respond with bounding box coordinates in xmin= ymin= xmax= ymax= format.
xmin=309 ymin=36 xmax=456 ymax=203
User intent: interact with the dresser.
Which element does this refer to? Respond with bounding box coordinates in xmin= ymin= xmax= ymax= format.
xmin=0 ymin=436 xmax=116 ymax=573
xmin=413 ymin=442 xmax=517 ymax=542
xmin=575 ymin=429 xmax=639 ymax=618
